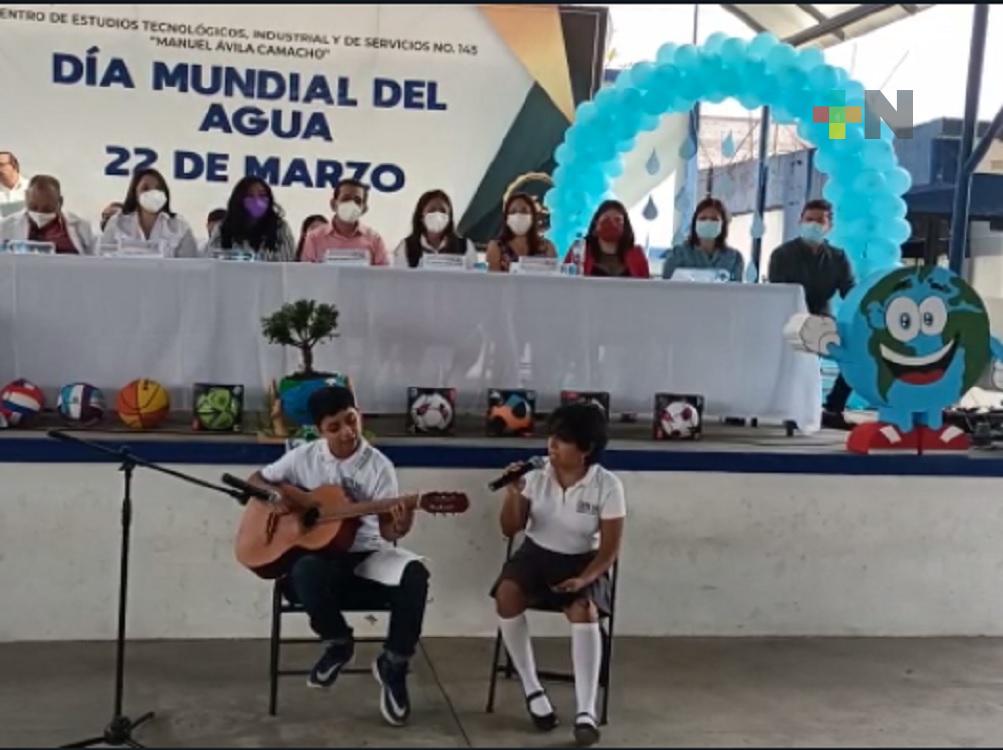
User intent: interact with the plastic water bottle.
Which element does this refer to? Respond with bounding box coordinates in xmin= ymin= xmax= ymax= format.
xmin=563 ymin=236 xmax=585 ymax=276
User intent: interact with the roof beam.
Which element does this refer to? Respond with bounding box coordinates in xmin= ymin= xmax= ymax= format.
xmin=797 ymin=4 xmax=846 ymax=40
xmin=720 ymin=4 xmax=767 ymax=33
xmin=784 ymin=4 xmax=896 ymax=47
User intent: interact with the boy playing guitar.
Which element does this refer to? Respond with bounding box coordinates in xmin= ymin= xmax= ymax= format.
xmin=247 ymin=385 xmax=426 ymax=727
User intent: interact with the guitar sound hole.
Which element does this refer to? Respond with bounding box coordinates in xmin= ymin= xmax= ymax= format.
xmin=302 ymin=508 xmax=320 ymax=529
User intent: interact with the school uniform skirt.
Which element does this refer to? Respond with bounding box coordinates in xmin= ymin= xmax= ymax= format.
xmin=490 ymin=537 xmax=613 ymax=617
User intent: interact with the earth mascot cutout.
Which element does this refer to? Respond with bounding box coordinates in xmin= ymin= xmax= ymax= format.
xmin=786 ymin=265 xmax=1003 ymax=454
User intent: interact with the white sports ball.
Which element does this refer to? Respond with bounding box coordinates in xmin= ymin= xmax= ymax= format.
xmin=410 ymin=392 xmax=453 ymax=432
xmin=660 ymin=401 xmax=700 ymax=437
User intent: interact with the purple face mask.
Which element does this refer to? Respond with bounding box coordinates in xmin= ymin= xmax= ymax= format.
xmin=243 ymin=196 xmax=270 ymax=220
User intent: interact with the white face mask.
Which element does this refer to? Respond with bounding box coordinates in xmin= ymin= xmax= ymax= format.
xmin=28 ymin=211 xmax=56 ymax=227
xmin=506 ymin=213 xmax=533 ymax=236
xmin=138 ymin=189 xmax=167 ymax=213
xmin=423 ymin=211 xmax=450 ymax=234
xmin=336 ymin=200 xmax=363 ymax=224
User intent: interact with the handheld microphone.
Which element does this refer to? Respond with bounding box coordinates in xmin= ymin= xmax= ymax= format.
xmin=488 ymin=456 xmax=545 ymax=492
xmin=221 ymin=473 xmax=275 ymax=505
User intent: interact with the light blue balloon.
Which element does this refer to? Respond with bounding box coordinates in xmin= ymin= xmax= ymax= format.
xmin=575 ymin=100 xmax=599 ymax=124
xmin=628 ymin=61 xmax=657 ymax=91
xmin=859 ymin=139 xmax=895 ymax=172
xmin=886 ymin=218 xmax=913 ymax=244
xmin=822 ymin=179 xmax=845 ymax=204
xmin=720 ymin=37 xmax=747 ymax=65
xmin=865 ymin=237 xmax=901 ymax=262
xmin=844 ymin=80 xmax=866 ymax=105
xmin=674 ymin=44 xmax=700 ymax=70
xmin=852 ymin=170 xmax=888 ymax=196
xmin=604 ymin=160 xmax=625 ymax=179
xmin=553 ymin=144 xmax=572 ymax=166
xmin=641 ymin=87 xmax=671 ymax=116
xmin=748 ymin=31 xmax=780 ymax=59
xmin=655 ymin=42 xmax=678 ymax=65
xmin=885 ymin=166 xmax=912 ymax=195
xmin=703 ymin=32 xmax=729 ymax=54
xmin=796 ymin=47 xmax=825 ymax=73
xmin=807 ymin=64 xmax=839 ymax=92
xmin=765 ymin=43 xmax=797 ymax=74
xmin=594 ymin=87 xmax=619 ymax=109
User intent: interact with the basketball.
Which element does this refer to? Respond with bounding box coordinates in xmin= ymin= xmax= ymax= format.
xmin=116 ymin=378 xmax=170 ymax=429
xmin=195 ymin=386 xmax=241 ymax=431
xmin=57 ymin=382 xmax=106 ymax=425
xmin=0 ymin=378 xmax=45 ymax=427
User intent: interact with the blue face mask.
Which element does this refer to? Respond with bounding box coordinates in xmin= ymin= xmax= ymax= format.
xmin=800 ymin=221 xmax=828 ymax=244
xmin=694 ymin=219 xmax=722 ymax=240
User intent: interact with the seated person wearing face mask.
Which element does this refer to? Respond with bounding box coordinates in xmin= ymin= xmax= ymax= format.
xmin=393 ymin=189 xmax=476 ymax=268
xmin=207 ymin=177 xmax=296 ymax=261
xmin=661 ymin=197 xmax=744 ymax=282
xmin=101 ymin=168 xmax=199 ymax=257
xmin=768 ymin=199 xmax=855 ymax=429
xmin=485 ymin=192 xmax=556 ymax=272
xmin=300 ymin=178 xmax=389 ymax=265
xmin=0 ymin=175 xmax=95 ymax=254
xmin=569 ymin=200 xmax=650 ymax=278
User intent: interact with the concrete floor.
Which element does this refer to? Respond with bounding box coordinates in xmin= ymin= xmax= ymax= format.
xmin=3 ymin=637 xmax=1003 ymax=747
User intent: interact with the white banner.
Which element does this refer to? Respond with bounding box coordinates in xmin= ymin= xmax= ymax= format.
xmin=0 ymin=4 xmax=534 ymax=245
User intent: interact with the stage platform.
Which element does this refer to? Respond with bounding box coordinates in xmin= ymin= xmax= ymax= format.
xmin=5 ymin=415 xmax=1003 ymax=642
xmin=4 ymin=413 xmax=1003 ymax=477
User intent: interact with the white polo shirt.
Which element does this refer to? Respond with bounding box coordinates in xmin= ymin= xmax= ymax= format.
xmin=261 ymin=438 xmax=398 ymax=553
xmin=523 ymin=461 xmax=626 ymax=555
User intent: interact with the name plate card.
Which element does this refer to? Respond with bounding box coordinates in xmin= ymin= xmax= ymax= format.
xmin=323 ymin=248 xmax=371 ymax=266
xmin=421 ymin=254 xmax=467 ymax=271
xmin=513 ymin=257 xmax=559 ymax=275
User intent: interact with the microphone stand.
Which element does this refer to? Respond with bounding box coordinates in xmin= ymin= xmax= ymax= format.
xmin=49 ymin=429 xmax=248 ymax=749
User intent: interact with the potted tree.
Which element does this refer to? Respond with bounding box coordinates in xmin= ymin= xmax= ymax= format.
xmin=261 ymin=299 xmax=348 ymax=429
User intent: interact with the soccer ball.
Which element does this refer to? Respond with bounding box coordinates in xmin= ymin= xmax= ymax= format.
xmin=659 ymin=400 xmax=700 ymax=438
xmin=487 ymin=392 xmax=535 ymax=436
xmin=195 ymin=386 xmax=242 ymax=431
xmin=410 ymin=392 xmax=454 ymax=433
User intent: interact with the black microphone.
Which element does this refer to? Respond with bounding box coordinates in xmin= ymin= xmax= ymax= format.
xmin=221 ymin=473 xmax=274 ymax=505
xmin=488 ymin=456 xmax=545 ymax=491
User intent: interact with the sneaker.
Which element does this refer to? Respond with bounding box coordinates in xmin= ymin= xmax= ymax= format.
xmin=573 ymin=712 xmax=600 ymax=747
xmin=306 ymin=639 xmax=354 ymax=689
xmin=373 ymin=653 xmax=410 ymax=726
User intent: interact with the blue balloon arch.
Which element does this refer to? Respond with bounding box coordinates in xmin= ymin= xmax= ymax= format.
xmin=545 ymin=32 xmax=913 ymax=279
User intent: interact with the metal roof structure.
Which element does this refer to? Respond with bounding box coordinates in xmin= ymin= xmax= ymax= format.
xmin=721 ymin=3 xmax=934 ymax=48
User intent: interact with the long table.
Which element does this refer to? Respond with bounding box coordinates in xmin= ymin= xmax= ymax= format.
xmin=0 ymin=255 xmax=821 ymax=431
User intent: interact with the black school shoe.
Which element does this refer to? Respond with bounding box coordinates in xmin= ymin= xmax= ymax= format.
xmin=525 ymin=689 xmax=558 ymax=731
xmin=373 ymin=653 xmax=410 ymax=726
xmin=821 ymin=409 xmax=852 ymax=431
xmin=573 ymin=712 xmax=600 ymax=746
xmin=306 ymin=638 xmax=354 ymax=689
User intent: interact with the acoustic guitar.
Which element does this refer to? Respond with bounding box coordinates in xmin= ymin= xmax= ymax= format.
xmin=227 ymin=474 xmax=469 ymax=579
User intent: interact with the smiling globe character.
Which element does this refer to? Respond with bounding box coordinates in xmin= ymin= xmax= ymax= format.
xmin=785 ymin=265 xmax=1003 ymax=453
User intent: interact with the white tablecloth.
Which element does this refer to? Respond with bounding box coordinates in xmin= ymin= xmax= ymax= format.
xmin=0 ymin=255 xmax=821 ymax=430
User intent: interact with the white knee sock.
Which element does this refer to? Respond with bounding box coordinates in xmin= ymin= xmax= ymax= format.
xmin=499 ymin=614 xmax=552 ymax=716
xmin=572 ymin=622 xmax=602 ymax=720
